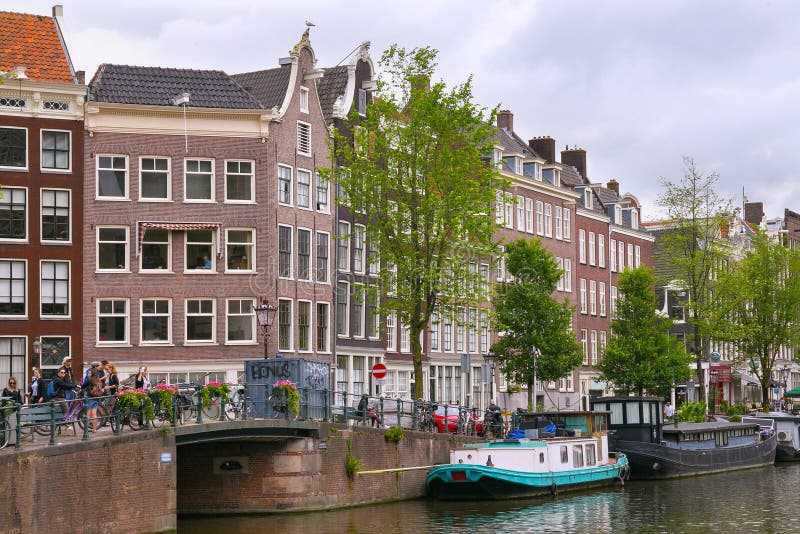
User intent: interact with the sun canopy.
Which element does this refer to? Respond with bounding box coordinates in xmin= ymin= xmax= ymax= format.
xmin=785 ymin=387 xmax=800 ymax=398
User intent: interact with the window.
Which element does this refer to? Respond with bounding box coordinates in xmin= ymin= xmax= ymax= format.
xmin=226 ymin=229 xmax=254 ymax=272
xmin=635 ymin=245 xmax=641 ymax=268
xmin=41 ymin=130 xmax=70 ymax=170
xmin=41 ymin=189 xmax=70 ymax=242
xmin=141 ymin=229 xmax=170 ymax=271
xmin=579 ymin=230 xmax=586 ymax=264
xmin=353 ymin=225 xmax=365 ymax=273
xmin=610 ymin=239 xmax=617 ymax=271
xmin=40 ymin=260 xmax=69 ymax=317
xmin=580 ymin=279 xmax=587 ymax=314
xmin=590 ymin=330 xmax=598 ymax=365
xmin=358 ymin=88 xmax=367 ymax=115
xmin=628 ymin=243 xmax=634 ymax=268
xmin=278 ymin=225 xmax=292 ymax=278
xmin=97 ymin=299 xmax=128 ymax=344
xmin=97 ymin=155 xmax=128 ymax=199
xmin=316 ymin=232 xmax=329 ymax=283
xmin=225 ymin=160 xmax=253 ymax=202
xmin=297 ymin=121 xmax=311 ymax=156
xmin=618 ymin=241 xmax=625 ymax=271
xmin=516 ymin=196 xmax=525 ymax=231
xmin=504 ymin=200 xmax=513 ymax=229
xmin=316 ymin=172 xmax=329 ymax=211
xmin=555 ymin=206 xmax=562 ymax=240
xmin=352 ymin=284 xmax=364 ymax=338
xmin=631 ymin=209 xmax=639 ymax=229
xmin=226 ymin=299 xmax=255 ymax=343
xmin=563 ymin=208 xmax=571 ymax=240
xmin=536 ymin=201 xmax=544 ymax=235
xmin=0 ymin=260 xmax=26 ymax=316
xmin=300 ymin=87 xmax=309 ymax=113
xmin=337 ymin=222 xmax=350 ymax=272
xmin=544 ymin=204 xmax=552 ymax=237
xmin=185 ymin=159 xmax=213 ymax=201
xmin=140 ymin=157 xmax=170 ymax=200
xmin=97 ymin=227 xmax=128 ymax=271
xmin=367 ymin=288 xmax=379 ymax=339
xmin=400 ymin=323 xmax=410 ymax=353
xmin=0 ymin=187 xmax=26 ymax=240
xmin=586 ymin=443 xmax=597 ymax=466
xmin=583 ymin=189 xmax=592 ymax=209
xmin=581 ymin=329 xmax=588 ymax=364
xmin=337 ymin=281 xmax=349 ymax=336
xmin=456 ymin=307 xmax=466 ymax=352
xmin=590 ymin=280 xmax=597 ymax=315
xmin=589 ymin=232 xmax=596 ymax=265
xmin=525 ymin=198 xmax=533 ymax=233
xmin=386 ymin=313 xmax=397 ymax=351
xmin=186 ymin=229 xmax=214 ymax=271
xmin=615 ymin=205 xmax=623 ymax=224
xmin=298 ymin=300 xmax=311 ymax=351
xmin=186 ymin=299 xmax=215 ymax=343
xmin=560 ymin=445 xmax=569 ymax=464
xmin=573 ymin=444 xmax=584 ymax=468
xmin=480 ymin=310 xmax=488 ymax=353
xmin=480 ymin=263 xmax=490 ymax=296
xmin=468 ymin=308 xmax=478 ymax=353
xmin=430 ymin=312 xmax=440 ymax=351
xmin=599 ymin=282 xmax=607 ymax=316
xmin=141 ymin=298 xmax=171 ymax=344
xmin=496 ymin=247 xmax=505 ymax=282
xmin=599 ymin=331 xmax=607 ymax=355
xmin=598 ymin=234 xmax=605 ymax=268
xmin=39 ymin=336 xmax=70 ymax=379
xmin=564 ymin=259 xmax=572 ymax=292
xmin=611 ymin=286 xmax=618 ymax=315
xmin=368 ymin=240 xmax=379 ymax=277
xmin=296 ymin=168 xmax=311 ymax=208
xmin=495 ymin=190 xmax=504 ymax=223
xmin=316 ymin=303 xmax=329 ymax=352
xmin=278 ymin=165 xmax=292 ymax=205
xmin=556 ymin=258 xmax=564 ymax=291
xmin=0 ymin=127 xmax=26 ymax=168
xmin=443 ymin=311 xmax=452 ymax=352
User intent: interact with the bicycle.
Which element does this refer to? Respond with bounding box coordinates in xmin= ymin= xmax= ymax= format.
xmin=416 ymin=401 xmax=437 ymax=432
xmin=225 ymin=387 xmax=255 ymax=420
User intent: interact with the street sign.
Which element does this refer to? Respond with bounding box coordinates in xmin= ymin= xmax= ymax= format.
xmin=774 ymin=387 xmax=780 ymax=395
xmin=710 ymin=352 xmax=721 ymax=363
xmin=371 ymin=363 xmax=387 ymax=380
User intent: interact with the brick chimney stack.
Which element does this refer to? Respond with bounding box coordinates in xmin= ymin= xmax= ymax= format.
xmin=607 ymin=179 xmax=619 ymax=194
xmin=528 ymin=136 xmax=556 ymax=163
xmin=744 ymin=202 xmax=764 ymax=225
xmin=76 ymin=70 xmax=85 ymax=84
xmin=497 ymin=110 xmax=513 ymax=132
xmin=561 ymin=147 xmax=587 ymax=180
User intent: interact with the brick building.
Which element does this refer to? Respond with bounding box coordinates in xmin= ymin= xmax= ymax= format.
xmin=0 ymin=6 xmax=85 ymax=382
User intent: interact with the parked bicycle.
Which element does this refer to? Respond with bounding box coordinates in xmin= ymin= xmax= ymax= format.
xmin=226 ymin=386 xmax=255 ymax=420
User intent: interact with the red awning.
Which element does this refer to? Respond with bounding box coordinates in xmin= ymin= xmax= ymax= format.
xmin=136 ymin=221 xmax=221 ymax=257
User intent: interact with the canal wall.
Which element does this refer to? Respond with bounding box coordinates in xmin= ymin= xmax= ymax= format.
xmin=177 ymin=424 xmax=476 ymax=513
xmin=0 ymin=430 xmax=176 ymax=534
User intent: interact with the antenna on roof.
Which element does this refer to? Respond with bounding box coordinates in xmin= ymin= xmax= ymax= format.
xmin=171 ymin=92 xmax=190 ymax=152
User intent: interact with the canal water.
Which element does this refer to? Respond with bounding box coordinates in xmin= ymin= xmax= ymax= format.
xmin=179 ymin=463 xmax=800 ymax=533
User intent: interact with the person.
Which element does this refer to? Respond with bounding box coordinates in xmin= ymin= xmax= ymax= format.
xmin=366 ymin=405 xmax=382 ymax=428
xmin=83 ymin=361 xmax=105 ymax=383
xmin=61 ymin=357 xmax=74 ymax=382
xmin=104 ymin=362 xmax=120 ymax=395
xmin=82 ymin=367 xmax=104 ymax=432
xmin=134 ymin=366 xmax=150 ymax=390
xmin=486 ymin=400 xmax=503 ymax=436
xmin=664 ymin=400 xmax=675 ymax=422
xmin=202 ymin=255 xmax=212 ymax=268
xmin=27 ymin=367 xmax=45 ymax=404
xmin=356 ymin=394 xmax=368 ymax=418
xmin=51 ymin=366 xmax=77 ymax=415
xmin=2 ymin=377 xmax=22 ymax=404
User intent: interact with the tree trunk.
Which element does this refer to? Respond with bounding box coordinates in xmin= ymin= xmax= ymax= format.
xmin=411 ymin=322 xmax=424 ymax=400
xmin=527 ymin=379 xmax=533 ymax=411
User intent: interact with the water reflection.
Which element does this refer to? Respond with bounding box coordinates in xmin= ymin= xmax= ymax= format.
xmin=179 ymin=464 xmax=800 ymax=533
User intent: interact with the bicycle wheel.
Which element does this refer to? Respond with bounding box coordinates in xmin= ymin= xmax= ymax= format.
xmin=150 ymin=407 xmax=161 ymax=428
xmin=224 ymin=396 xmax=238 ymax=420
xmin=0 ymin=419 xmax=8 ymax=449
xmin=202 ymin=399 xmax=220 ymax=420
xmin=109 ymin=410 xmax=121 ymax=433
xmin=127 ymin=410 xmax=144 ymax=431
xmin=95 ymin=403 xmax=111 ymax=429
xmin=179 ymin=401 xmax=196 ymax=424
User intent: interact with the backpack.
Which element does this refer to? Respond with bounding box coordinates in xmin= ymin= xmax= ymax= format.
xmin=45 ymin=380 xmax=57 ymax=400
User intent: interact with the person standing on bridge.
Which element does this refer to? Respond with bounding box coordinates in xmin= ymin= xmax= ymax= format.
xmin=2 ymin=377 xmax=22 ymax=404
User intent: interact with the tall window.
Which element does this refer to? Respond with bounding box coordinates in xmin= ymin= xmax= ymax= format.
xmin=140 ymin=157 xmax=170 ymax=200
xmin=599 ymin=282 xmax=607 ymax=316
xmin=618 ymin=241 xmax=625 ymax=271
xmin=40 ymin=260 xmax=69 ymax=317
xmin=0 ymin=187 xmax=26 ymax=240
xmin=598 ymin=234 xmax=605 ymax=268
xmin=141 ymin=299 xmax=170 ymax=343
xmin=580 ymin=279 xmax=587 ymax=314
xmin=610 ymin=239 xmax=617 ymax=271
xmin=298 ymin=301 xmax=311 ymax=351
xmin=300 ymin=87 xmax=309 ymax=113
xmin=353 ymin=225 xmax=365 ymax=273
xmin=610 ymin=286 xmax=618 ymax=315
xmin=297 ymin=121 xmax=311 ymax=156
xmin=469 ymin=308 xmax=478 ymax=353
xmin=600 ymin=331 xmax=607 ymax=357
xmin=590 ymin=330 xmax=598 ymax=365
xmin=225 ymin=160 xmax=253 ymax=202
xmin=226 ymin=229 xmax=254 ymax=271
xmin=316 ymin=172 xmax=329 ymax=211
xmin=386 ymin=313 xmax=396 ymax=351
xmin=337 ymin=222 xmax=350 ymax=271
xmin=0 ymin=337 xmax=26 ymax=385
xmin=457 ymin=307 xmax=466 ymax=352
xmin=443 ymin=311 xmax=452 ymax=352
xmin=278 ymin=299 xmax=292 ymax=350
xmin=589 ymin=232 xmax=596 ymax=265
xmin=480 ymin=310 xmax=489 ymax=353
xmin=185 ymin=159 xmax=213 ymax=201
xmin=627 ymin=243 xmax=634 ymax=268
xmin=544 ymin=204 xmax=552 ymax=237
xmin=0 ymin=127 xmax=26 ymax=168
xmin=0 ymin=260 xmax=25 ymax=316
xmin=141 ymin=229 xmax=170 ymax=271
xmin=278 ymin=165 xmax=292 ymax=205
xmin=556 ymin=258 xmax=564 ymax=291
xmin=563 ymin=208 xmax=571 ymax=240
xmin=97 ymin=155 xmax=128 ymax=199
xmin=41 ymin=189 xmax=69 ymax=242
xmin=185 ymin=229 xmax=214 ymax=271
xmin=367 ymin=288 xmax=379 ymax=339
xmin=97 ymin=299 xmax=128 ymax=344
xmin=97 ymin=227 xmax=128 ymax=271
xmin=368 ymin=240 xmax=380 ymax=276
xmin=516 ymin=196 xmax=525 ymax=231
xmin=226 ymin=298 xmax=254 ymax=343
xmin=400 ymin=323 xmax=410 ymax=353
xmin=41 ymin=130 xmax=70 ymax=170
xmin=635 ymin=245 xmax=641 ymax=268
xmin=337 ymin=281 xmax=349 ymax=336
xmin=590 ymin=280 xmax=597 ymax=315
xmin=316 ymin=303 xmax=329 ymax=352
xmin=536 ymin=200 xmax=544 ymax=235
xmin=358 ymin=88 xmax=367 ymax=115
xmin=186 ymin=299 xmax=214 ymax=343
xmin=297 ymin=169 xmax=311 ymax=208
xmin=351 ymin=284 xmax=364 ymax=338
xmin=278 ymin=225 xmax=292 ymax=278
xmin=581 ymin=329 xmax=588 ymax=365
xmin=564 ymin=259 xmax=572 ymax=292
xmin=579 ymin=230 xmax=586 ymax=264
xmin=316 ymin=232 xmax=329 ymax=282
xmin=525 ymin=198 xmax=533 ymax=233
xmin=430 ymin=312 xmax=440 ymax=351
xmin=555 ymin=206 xmax=563 ymax=240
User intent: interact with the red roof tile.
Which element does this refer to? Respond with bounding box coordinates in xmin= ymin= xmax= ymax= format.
xmin=0 ymin=11 xmax=74 ymax=83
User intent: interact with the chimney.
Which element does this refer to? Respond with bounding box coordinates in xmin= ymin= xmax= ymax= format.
xmin=13 ymin=66 xmax=27 ymax=79
xmin=744 ymin=202 xmax=764 ymax=225
xmin=53 ymin=5 xmax=64 ymax=18
xmin=607 ymin=179 xmax=619 ymax=194
xmin=561 ymin=147 xmax=587 ymax=180
xmin=528 ymin=136 xmax=555 ymax=163
xmin=76 ymin=70 xmax=85 ymax=84
xmin=497 ymin=110 xmax=513 ymax=132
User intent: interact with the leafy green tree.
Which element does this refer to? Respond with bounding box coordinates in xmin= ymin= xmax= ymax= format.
xmin=597 ymin=266 xmax=693 ymax=395
xmin=491 ymin=238 xmax=583 ymax=410
xmin=656 ymin=157 xmax=735 ymax=401
xmin=727 ymin=231 xmax=800 ymax=404
xmin=322 ymin=45 xmax=503 ymax=400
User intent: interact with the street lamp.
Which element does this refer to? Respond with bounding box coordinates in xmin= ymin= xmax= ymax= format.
xmin=32 ymin=337 xmax=41 ymax=371
xmin=253 ymin=298 xmax=278 ymax=359
xmin=531 ymin=347 xmax=541 ymax=412
xmin=484 ymin=350 xmax=497 ymax=405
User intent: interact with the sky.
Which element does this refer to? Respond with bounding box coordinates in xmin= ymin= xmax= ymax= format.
xmin=8 ymin=0 xmax=800 ymax=221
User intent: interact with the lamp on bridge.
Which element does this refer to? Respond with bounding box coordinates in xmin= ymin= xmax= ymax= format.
xmin=253 ymin=298 xmax=278 ymax=360
xmin=484 ymin=350 xmax=497 ymax=404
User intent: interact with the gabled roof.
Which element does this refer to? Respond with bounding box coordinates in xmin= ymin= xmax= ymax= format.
xmin=88 ymin=64 xmax=263 ymax=109
xmin=317 ymin=65 xmax=350 ymax=122
xmin=0 ymin=10 xmax=74 ymax=83
xmin=231 ymin=66 xmax=292 ymax=110
xmin=558 ymin=164 xmax=584 ymax=187
xmin=495 ymin=127 xmax=542 ymax=159
xmin=595 ymin=187 xmax=621 ymax=205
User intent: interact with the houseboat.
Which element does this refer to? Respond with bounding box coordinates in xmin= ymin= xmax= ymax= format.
xmin=426 ymin=411 xmax=629 ymax=500
xmin=591 ymin=396 xmax=777 ymax=479
xmin=743 ymin=413 xmax=800 ymax=462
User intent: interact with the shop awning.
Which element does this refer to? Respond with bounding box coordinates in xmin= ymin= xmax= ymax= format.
xmin=136 ymin=221 xmax=221 ymax=257
xmin=739 ymin=373 xmax=761 ymax=386
xmin=786 ymin=387 xmax=800 ymax=398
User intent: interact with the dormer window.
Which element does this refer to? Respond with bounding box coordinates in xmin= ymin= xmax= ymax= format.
xmin=614 ymin=205 xmax=622 ymax=223
xmin=630 ymin=209 xmax=639 ymax=229
xmin=525 ymin=162 xmax=542 ymax=181
xmin=358 ymin=88 xmax=367 ymax=116
xmin=552 ymin=169 xmax=560 ymax=186
xmin=583 ymin=189 xmax=592 ymax=209
xmin=300 ymin=87 xmax=309 ymax=114
xmin=503 ymin=156 xmax=522 ymax=175
xmin=492 ymin=148 xmax=502 ymax=169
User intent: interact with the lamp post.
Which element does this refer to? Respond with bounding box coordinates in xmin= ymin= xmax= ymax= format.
xmin=484 ymin=351 xmax=497 ymax=405
xmin=32 ymin=337 xmax=41 ymax=370
xmin=531 ymin=347 xmax=541 ymax=412
xmin=781 ymin=365 xmax=791 ymax=411
xmin=253 ymin=298 xmax=278 ymax=359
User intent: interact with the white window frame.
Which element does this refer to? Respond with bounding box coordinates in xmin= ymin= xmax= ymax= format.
xmin=297 ymin=299 xmax=313 ymax=352
xmin=353 ymin=224 xmax=366 ymax=274
xmin=140 ymin=228 xmax=172 ymax=273
xmin=40 ymin=259 xmax=70 ymax=318
xmin=544 ymin=203 xmax=552 ymax=237
xmin=40 ymin=188 xmax=71 ymax=244
xmin=96 ymin=298 xmax=129 ymax=345
xmin=0 ymin=259 xmax=26 ymax=318
xmin=316 ymin=231 xmax=330 ymax=283
xmin=525 ymin=198 xmax=533 ymax=233
xmin=278 ymin=164 xmax=293 ymax=206
xmin=516 ymin=196 xmax=525 ymax=231
xmin=564 ymin=259 xmax=572 ymax=292
xmin=0 ymin=186 xmax=27 ymax=243
xmin=386 ymin=313 xmax=396 ymax=352
xmin=635 ymin=245 xmax=641 ymax=268
xmin=96 ymin=154 xmax=129 ymax=200
xmin=555 ymin=206 xmax=562 ymax=240
xmin=184 ymin=158 xmax=215 ymax=203
xmin=504 ymin=200 xmax=514 ymax=229
xmin=618 ymin=240 xmax=625 ymax=271
xmin=584 ymin=189 xmax=592 ymax=209
xmin=296 ymin=168 xmax=312 ymax=209
xmin=185 ymin=298 xmax=216 ymax=345
xmin=315 ymin=172 xmax=329 ymax=212
xmin=590 ymin=280 xmax=597 ymax=315
xmin=295 ymin=227 xmax=312 ymax=281
xmin=139 ymin=156 xmax=171 ymax=202
xmin=184 ymin=228 xmax=216 ymax=273
xmin=297 ymin=120 xmax=312 ymax=156
xmin=563 ymin=208 xmax=571 ymax=240
xmin=536 ymin=200 xmax=544 ymax=235
xmin=580 ymin=278 xmax=587 ymax=314
xmin=556 ymin=257 xmax=564 ymax=291
xmin=400 ymin=322 xmax=410 ymax=353
xmin=599 ymin=282 xmax=607 ymax=317
xmin=581 ymin=329 xmax=588 ymax=365
xmin=631 ymin=209 xmax=639 ymax=229
xmin=337 ymin=281 xmax=349 ymax=337
xmin=224 ymin=159 xmax=255 ymax=203
xmin=610 ymin=239 xmax=617 ymax=271
xmin=628 ymin=243 xmax=634 ymax=268
xmin=615 ymin=204 xmax=623 ymax=224
xmin=351 ymin=284 xmax=365 ymax=339
xmin=579 ymin=229 xmax=586 ymax=264
xmin=40 ymin=129 xmax=71 ymax=173
xmin=278 ymin=224 xmax=293 ymax=279
xmin=589 ymin=231 xmax=596 ymax=266
xmin=225 ymin=298 xmax=256 ymax=345
xmin=430 ymin=311 xmax=440 ymax=352
xmin=316 ymin=302 xmax=330 ymax=353
xmin=225 ymin=228 xmax=255 ymax=273
xmin=140 ymin=298 xmax=172 ymax=345
xmin=300 ymin=87 xmax=309 ymax=113
xmin=0 ymin=126 xmax=28 ymax=171
xmin=611 ymin=286 xmax=618 ymax=315
xmin=590 ymin=330 xmax=598 ymax=365
xmin=598 ymin=234 xmax=605 ymax=268
xmin=337 ymin=221 xmax=351 ymax=273
xmin=96 ymin=226 xmax=129 ymax=272
xmin=277 ymin=298 xmax=293 ymax=351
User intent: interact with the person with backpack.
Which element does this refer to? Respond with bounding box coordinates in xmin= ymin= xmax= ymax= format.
xmin=103 ymin=362 xmax=120 ymax=396
xmin=81 ymin=363 xmax=105 ymax=433
xmin=51 ymin=366 xmax=77 ymax=415
xmin=27 ymin=367 xmax=45 ymax=405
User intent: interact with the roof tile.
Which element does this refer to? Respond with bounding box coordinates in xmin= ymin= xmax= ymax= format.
xmin=231 ymin=66 xmax=292 ymax=109
xmin=0 ymin=11 xmax=74 ymax=83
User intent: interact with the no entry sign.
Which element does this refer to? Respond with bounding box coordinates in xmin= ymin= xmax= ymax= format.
xmin=372 ymin=363 xmax=387 ymax=380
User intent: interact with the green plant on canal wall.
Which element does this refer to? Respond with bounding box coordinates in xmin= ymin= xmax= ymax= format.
xmin=678 ymin=401 xmax=706 ymax=422
xmin=384 ymin=425 xmax=405 ymax=443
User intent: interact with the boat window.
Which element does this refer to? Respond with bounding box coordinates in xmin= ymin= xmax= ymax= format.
xmin=651 ymin=403 xmax=659 ymax=424
xmin=642 ymin=403 xmax=651 ymax=424
xmin=585 ymin=443 xmax=596 ymax=466
xmin=593 ymin=414 xmax=607 ymax=432
xmin=626 ymin=402 xmax=640 ymax=424
xmin=539 ymin=452 xmax=545 ymax=463
xmin=560 ymin=445 xmax=569 ymax=463
xmin=572 ymin=445 xmax=584 ymax=468
xmin=609 ymin=403 xmax=623 ymax=424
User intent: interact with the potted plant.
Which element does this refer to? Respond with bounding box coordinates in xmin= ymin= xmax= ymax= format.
xmin=200 ymin=381 xmax=231 ymax=407
xmin=272 ymin=380 xmax=300 ymax=418
xmin=150 ymin=383 xmax=179 ymax=423
xmin=116 ymin=389 xmax=155 ymax=422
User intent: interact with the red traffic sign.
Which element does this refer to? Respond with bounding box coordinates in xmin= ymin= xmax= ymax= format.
xmin=372 ymin=363 xmax=387 ymax=380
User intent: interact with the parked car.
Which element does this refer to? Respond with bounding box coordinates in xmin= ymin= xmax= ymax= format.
xmin=433 ymin=404 xmax=484 ymax=435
